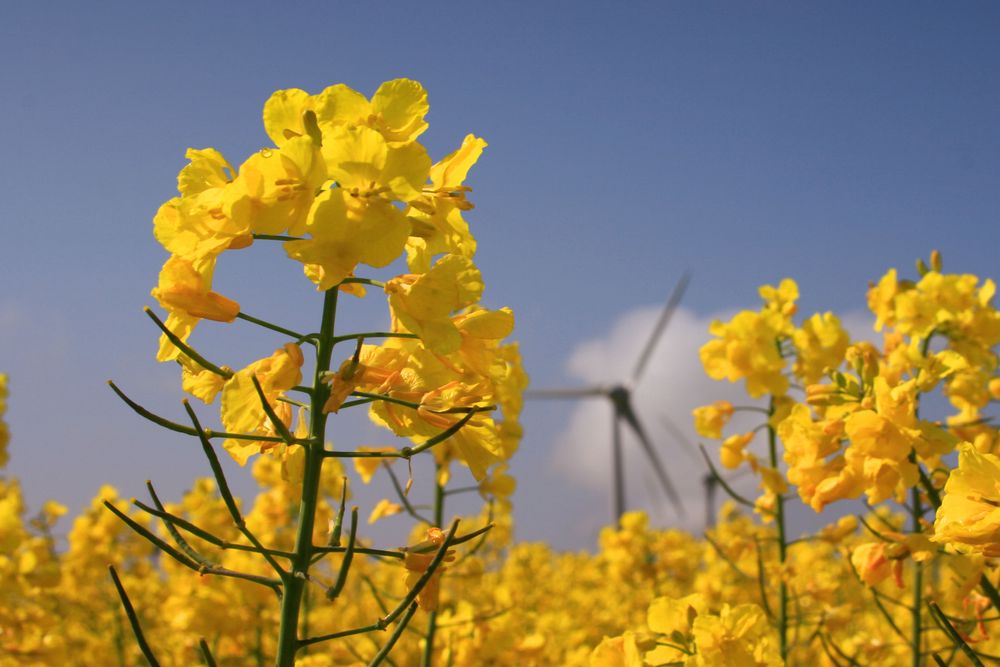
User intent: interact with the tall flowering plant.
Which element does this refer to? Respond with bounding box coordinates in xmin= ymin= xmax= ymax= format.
xmin=686 ymin=251 xmax=1000 ymax=665
xmin=109 ymin=79 xmax=526 ymax=666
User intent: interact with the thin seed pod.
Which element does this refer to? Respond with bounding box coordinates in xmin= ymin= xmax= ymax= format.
xmin=403 ymin=411 xmax=478 ymax=457
xmin=698 ymin=445 xmax=760 ymax=510
xmin=109 ymin=381 xmax=292 ymax=443
xmin=381 ymin=520 xmax=460 ymax=627
xmin=236 ymin=311 xmax=311 ymax=342
xmin=198 ymin=638 xmax=218 ymax=667
xmin=326 ymin=507 xmax=359 ymax=601
xmin=250 ymin=374 xmax=296 ymax=443
xmin=328 ymin=477 xmax=349 ymax=547
xmin=144 ymin=307 xmax=232 ymax=378
xmin=104 ymin=501 xmax=282 ymax=592
xmin=385 ymin=464 xmax=432 ymax=524
xmin=928 ymin=602 xmax=985 ymax=667
xmin=182 ymin=400 xmax=287 ymax=577
xmin=108 ymin=565 xmax=160 ymax=667
xmin=368 ymin=603 xmax=419 ymax=667
xmin=144 ymin=481 xmax=217 ymax=568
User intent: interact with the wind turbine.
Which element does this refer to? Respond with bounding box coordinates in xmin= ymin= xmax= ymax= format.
xmin=529 ymin=272 xmax=692 ymax=523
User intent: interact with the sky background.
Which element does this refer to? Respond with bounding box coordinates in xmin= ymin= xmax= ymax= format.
xmin=2 ymin=2 xmax=999 ymax=550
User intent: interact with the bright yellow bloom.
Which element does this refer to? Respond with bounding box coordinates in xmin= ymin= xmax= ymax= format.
xmin=478 ymin=464 xmax=516 ymax=502
xmin=933 ymin=443 xmax=1000 ymax=556
xmin=647 ymin=593 xmax=705 ymax=636
xmin=777 ymin=403 xmax=845 ymax=510
xmin=406 ymin=134 xmax=486 ymax=273
xmin=323 ymin=124 xmax=429 ymax=202
xmin=386 ymin=255 xmax=485 ymax=354
xmin=151 ymin=256 xmax=239 ymax=362
xmin=153 ymin=148 xmax=252 ymax=262
xmin=692 ymin=400 xmax=734 ymax=439
xmin=368 ymin=499 xmax=402 ymax=524
xmin=792 ymin=312 xmax=849 ymax=385
xmin=284 ymin=188 xmax=411 ymax=291
xmin=151 ymin=256 xmax=239 ymax=322
xmin=313 ymin=79 xmax=430 ymax=145
xmin=283 ymin=121 xmax=431 ymax=290
xmin=220 ymin=343 xmax=304 ymax=464
xmin=324 ymin=337 xmax=509 ymax=480
xmin=700 ymin=310 xmax=788 ymax=398
xmin=851 ymin=542 xmax=904 ymax=589
xmin=231 ymin=137 xmax=327 ymax=236
xmin=179 ymin=356 xmax=228 ymax=404
xmin=867 ymin=268 xmax=900 ymax=332
xmin=990 ymin=377 xmax=1000 ymax=400
xmin=759 ymin=278 xmax=799 ymax=324
xmin=720 ymin=432 xmax=754 ymax=470
xmin=869 ymin=263 xmax=1000 ymax=361
xmin=589 ymin=632 xmax=644 ymax=667
xmin=403 ymin=527 xmax=455 ymax=611
xmin=412 ymin=381 xmax=503 ymax=480
xmin=691 ymin=603 xmax=783 ymax=666
xmin=261 ymin=87 xmax=318 ymax=148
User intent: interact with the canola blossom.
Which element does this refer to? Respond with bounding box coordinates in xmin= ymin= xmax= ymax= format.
xmin=2 ymin=77 xmax=1000 ymax=665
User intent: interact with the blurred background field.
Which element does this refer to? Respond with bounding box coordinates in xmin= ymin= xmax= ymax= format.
xmin=1 ymin=2 xmax=999 ymax=550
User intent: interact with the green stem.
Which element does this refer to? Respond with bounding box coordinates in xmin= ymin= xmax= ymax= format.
xmin=331 ymin=331 xmax=418 ymax=345
xmin=928 ymin=602 xmax=985 ymax=666
xmin=144 ymin=307 xmax=232 ymax=378
xmin=302 ymin=584 xmax=311 ymax=658
xmin=255 ymin=605 xmax=264 ymax=667
xmin=767 ymin=397 xmax=788 ymax=661
xmin=421 ymin=476 xmax=446 ymax=667
xmin=108 ymin=565 xmax=160 ymax=667
xmin=910 ymin=333 xmax=932 ymax=667
xmin=275 ymin=288 xmax=338 ymax=667
xmin=340 ymin=277 xmax=386 ymax=288
xmin=350 ymin=391 xmax=494 ymax=415
xmin=198 ymin=638 xmax=219 ymax=667
xmin=911 ymin=483 xmax=924 ymax=666
xmin=237 ymin=311 xmax=312 ymax=343
xmin=112 ymin=596 xmax=126 ymax=667
xmin=254 ymin=233 xmax=303 ymax=242
xmin=386 ymin=465 xmax=433 ymax=525
xmin=369 ymin=603 xmax=419 ymax=667
xmin=325 ymin=508 xmax=359 ymax=601
xmin=698 ymin=445 xmax=765 ymax=511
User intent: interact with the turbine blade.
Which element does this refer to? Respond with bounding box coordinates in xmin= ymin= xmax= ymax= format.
xmin=618 ymin=400 xmax=686 ymax=517
xmin=659 ymin=412 xmax=701 ymax=465
xmin=525 ymin=387 xmax=608 ymax=400
xmin=631 ymin=271 xmax=692 ymax=386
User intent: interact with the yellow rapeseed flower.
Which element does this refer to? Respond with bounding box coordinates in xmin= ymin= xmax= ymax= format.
xmin=933 ymin=443 xmax=1000 ymax=556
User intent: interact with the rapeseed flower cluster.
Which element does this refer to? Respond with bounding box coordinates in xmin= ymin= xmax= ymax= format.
xmin=691 ymin=251 xmax=1000 ymax=664
xmin=98 ymin=79 xmax=525 ymax=665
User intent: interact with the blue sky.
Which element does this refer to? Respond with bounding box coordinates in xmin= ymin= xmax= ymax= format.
xmin=2 ymin=2 xmax=999 ymax=549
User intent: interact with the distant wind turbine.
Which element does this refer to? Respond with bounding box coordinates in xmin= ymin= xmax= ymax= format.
xmin=529 ymin=272 xmax=692 ymax=523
